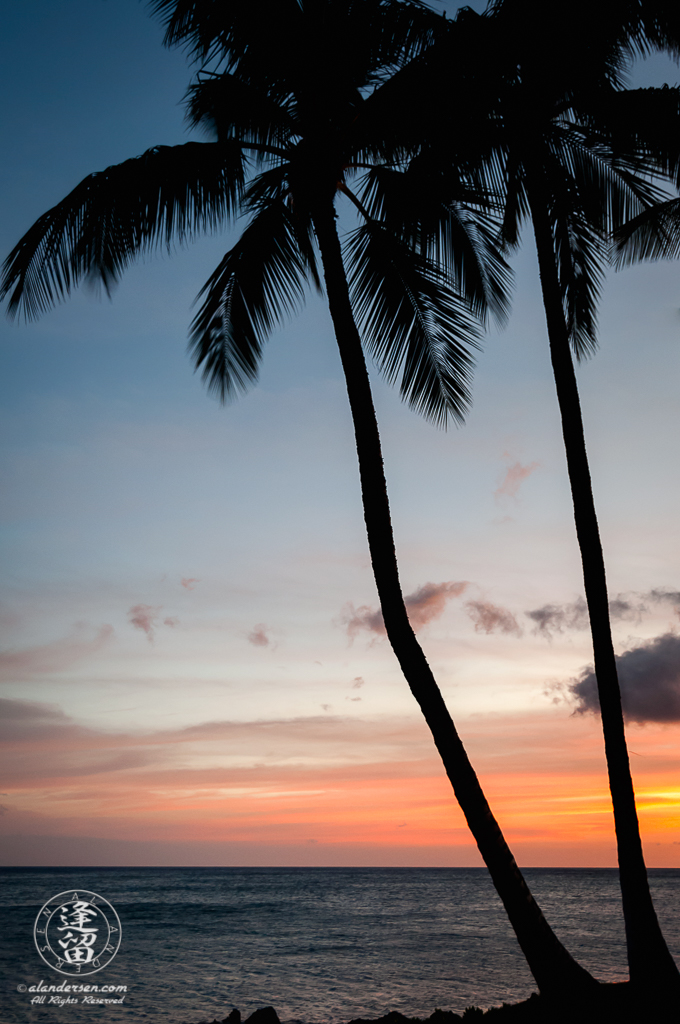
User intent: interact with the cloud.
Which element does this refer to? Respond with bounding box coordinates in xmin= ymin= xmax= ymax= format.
xmin=608 ymin=597 xmax=644 ymax=622
xmin=0 ymin=624 xmax=113 ymax=682
xmin=525 ymin=587 xmax=680 ymax=639
xmin=525 ymin=597 xmax=589 ymax=637
xmin=342 ymin=604 xmax=384 ymax=639
xmin=347 ymin=676 xmax=365 ymax=702
xmin=342 ymin=582 xmax=468 ymax=639
xmin=405 ymin=581 xmax=469 ymax=629
xmin=605 ymin=588 xmax=680 ymax=624
xmin=181 ymin=578 xmax=199 ymax=591
xmin=248 ymin=624 xmax=270 ymax=648
xmin=495 ymin=460 xmax=540 ymax=501
xmin=128 ymin=604 xmax=160 ymax=641
xmin=164 ymin=617 xmax=179 ymax=628
xmin=465 ymin=601 xmax=523 ymax=637
xmin=0 ymin=697 xmax=71 ymax=741
xmin=649 ymin=589 xmax=680 ymax=617
xmin=571 ymin=632 xmax=680 ymax=723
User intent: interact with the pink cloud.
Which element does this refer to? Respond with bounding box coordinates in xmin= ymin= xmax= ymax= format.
xmin=181 ymin=578 xmax=199 ymax=591
xmin=466 ymin=600 xmax=523 ymax=637
xmin=164 ymin=617 xmax=179 ymax=628
xmin=0 ymin=624 xmax=113 ymax=682
xmin=343 ymin=604 xmax=386 ymax=639
xmin=248 ymin=624 xmax=270 ymax=647
xmin=342 ymin=581 xmax=468 ymax=638
xmin=405 ymin=581 xmax=469 ymax=629
xmin=128 ymin=604 xmax=160 ymax=641
xmin=495 ymin=460 xmax=540 ymax=500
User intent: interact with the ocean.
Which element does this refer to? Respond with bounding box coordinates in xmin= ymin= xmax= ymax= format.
xmin=1 ymin=867 xmax=679 ymax=1023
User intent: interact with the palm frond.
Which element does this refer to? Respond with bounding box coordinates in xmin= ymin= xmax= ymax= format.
xmin=554 ymin=208 xmax=604 ymax=360
xmin=499 ymin=154 xmax=530 ymax=252
xmin=612 ymin=196 xmax=680 ymax=264
xmin=532 ymin=147 xmax=604 ymax=360
xmin=1 ymin=142 xmax=245 ymax=320
xmin=578 ymin=86 xmax=680 ymax=188
xmin=346 ymin=221 xmax=480 ymax=425
xmin=545 ymin=134 xmax=660 ymax=249
xmin=150 ymin=0 xmax=438 ymax=92
xmin=358 ymin=165 xmax=511 ymax=326
xmin=185 ymin=72 xmax=296 ymax=152
xmin=189 ymin=199 xmax=311 ymax=401
xmin=147 ymin=0 xmax=303 ymax=65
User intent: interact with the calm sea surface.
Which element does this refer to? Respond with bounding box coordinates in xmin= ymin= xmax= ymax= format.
xmin=1 ymin=867 xmax=679 ymax=1024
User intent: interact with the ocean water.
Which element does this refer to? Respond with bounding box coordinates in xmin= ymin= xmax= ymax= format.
xmin=1 ymin=867 xmax=679 ymax=1024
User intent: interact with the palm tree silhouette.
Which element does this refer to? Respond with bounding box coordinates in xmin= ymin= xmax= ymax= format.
xmin=1 ymin=0 xmax=598 ymax=999
xmin=398 ymin=0 xmax=680 ymax=994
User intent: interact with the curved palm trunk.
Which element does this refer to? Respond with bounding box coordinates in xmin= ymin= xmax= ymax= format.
xmin=529 ymin=191 xmax=680 ymax=993
xmin=311 ymin=197 xmax=597 ymax=998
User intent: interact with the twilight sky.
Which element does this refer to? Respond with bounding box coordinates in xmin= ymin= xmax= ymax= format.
xmin=1 ymin=0 xmax=680 ymax=867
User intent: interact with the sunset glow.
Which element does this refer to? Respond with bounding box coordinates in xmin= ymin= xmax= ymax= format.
xmin=2 ymin=0 xmax=680 ymax=872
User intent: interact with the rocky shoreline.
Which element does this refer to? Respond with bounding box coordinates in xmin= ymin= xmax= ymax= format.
xmin=192 ymin=985 xmax=677 ymax=1024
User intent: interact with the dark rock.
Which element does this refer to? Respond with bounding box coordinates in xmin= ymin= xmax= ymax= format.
xmin=223 ymin=1011 xmax=241 ymax=1024
xmin=347 ymin=1013 xmax=416 ymax=1024
xmin=243 ymin=1008 xmax=281 ymax=1024
xmin=428 ymin=1011 xmax=463 ymax=1024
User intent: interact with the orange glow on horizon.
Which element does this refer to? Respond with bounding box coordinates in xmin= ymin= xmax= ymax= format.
xmin=2 ymin=710 xmax=679 ymax=867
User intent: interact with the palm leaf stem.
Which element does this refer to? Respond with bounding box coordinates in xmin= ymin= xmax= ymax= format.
xmin=311 ymin=195 xmax=598 ymax=1000
xmin=239 ymin=142 xmax=290 ymax=159
xmin=528 ymin=180 xmax=680 ymax=996
xmin=338 ymin=182 xmax=373 ymax=221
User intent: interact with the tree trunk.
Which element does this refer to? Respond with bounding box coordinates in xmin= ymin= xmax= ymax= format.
xmin=311 ymin=196 xmax=597 ymax=998
xmin=529 ymin=188 xmax=680 ymax=993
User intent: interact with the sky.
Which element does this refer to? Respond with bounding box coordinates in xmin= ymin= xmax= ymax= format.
xmin=1 ymin=0 xmax=680 ymax=869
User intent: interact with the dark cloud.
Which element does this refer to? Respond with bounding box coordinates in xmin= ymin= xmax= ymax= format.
xmin=571 ymin=632 xmax=680 ymax=723
xmin=604 ymin=588 xmax=680 ymax=624
xmin=495 ymin=460 xmax=539 ymax=500
xmin=342 ymin=581 xmax=468 ymax=638
xmin=248 ymin=624 xmax=270 ymax=647
xmin=466 ymin=600 xmax=523 ymax=637
xmin=649 ymin=589 xmax=680 ymax=615
xmin=0 ymin=697 xmax=69 ymax=741
xmin=608 ymin=597 xmax=643 ymax=622
xmin=525 ymin=597 xmax=588 ymax=637
xmin=526 ymin=587 xmax=680 ymax=639
xmin=0 ymin=624 xmax=113 ymax=681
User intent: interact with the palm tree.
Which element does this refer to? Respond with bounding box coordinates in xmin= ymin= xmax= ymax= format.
xmin=1 ymin=0 xmax=598 ymax=999
xmin=397 ymin=0 xmax=680 ymax=994
xmin=491 ymin=15 xmax=680 ymax=994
